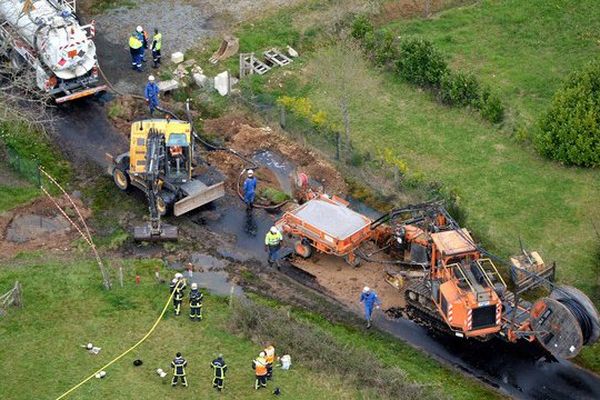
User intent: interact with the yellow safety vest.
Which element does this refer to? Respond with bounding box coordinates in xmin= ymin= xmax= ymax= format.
xmin=264 ymin=346 xmax=275 ymax=364
xmin=265 ymin=231 xmax=282 ymax=246
xmin=129 ymin=34 xmax=142 ymax=49
xmin=153 ymin=33 xmax=162 ymax=51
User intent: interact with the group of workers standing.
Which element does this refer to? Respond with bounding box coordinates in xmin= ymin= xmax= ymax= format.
xmin=129 ymin=26 xmax=162 ymax=71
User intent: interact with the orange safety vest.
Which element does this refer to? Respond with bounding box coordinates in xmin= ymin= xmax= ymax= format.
xmin=170 ymin=146 xmax=182 ymax=157
xmin=254 ymin=357 xmax=267 ymax=376
xmin=264 ymin=346 xmax=275 ymax=364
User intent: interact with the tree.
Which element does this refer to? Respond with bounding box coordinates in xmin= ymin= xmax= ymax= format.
xmin=535 ymin=60 xmax=600 ymax=167
xmin=312 ymin=39 xmax=371 ymax=161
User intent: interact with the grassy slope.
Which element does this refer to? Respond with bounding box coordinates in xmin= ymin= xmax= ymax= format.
xmin=0 ymin=186 xmax=40 ymax=212
xmin=0 ymin=258 xmax=358 ymax=400
xmin=386 ymin=0 xmax=600 ymax=126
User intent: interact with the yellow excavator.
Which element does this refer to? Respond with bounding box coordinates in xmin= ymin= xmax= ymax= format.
xmin=107 ymin=115 xmax=224 ymax=240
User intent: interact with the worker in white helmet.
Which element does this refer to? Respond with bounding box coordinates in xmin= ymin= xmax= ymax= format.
xmin=170 ymin=273 xmax=187 ymax=316
xmin=252 ymin=351 xmax=268 ymax=390
xmin=360 ymin=286 xmax=381 ymax=329
xmin=264 ymin=226 xmax=283 ymax=269
xmin=188 ymin=282 xmax=203 ymax=321
xmin=128 ymin=26 xmax=144 ymax=72
xmin=243 ymin=169 xmax=257 ymax=209
xmin=144 ymin=74 xmax=160 ymax=116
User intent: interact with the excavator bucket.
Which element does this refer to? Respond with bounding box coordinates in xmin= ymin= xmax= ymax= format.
xmin=209 ymin=35 xmax=239 ymax=64
xmin=133 ymin=223 xmax=178 ymax=241
xmin=174 ymin=181 xmax=225 ymax=216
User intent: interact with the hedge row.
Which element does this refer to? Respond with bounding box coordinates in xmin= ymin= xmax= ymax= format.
xmin=351 ymin=15 xmax=504 ymax=123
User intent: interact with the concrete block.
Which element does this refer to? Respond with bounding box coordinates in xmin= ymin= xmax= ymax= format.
xmin=214 ymin=71 xmax=230 ymax=96
xmin=193 ymin=73 xmax=209 ymax=88
xmin=171 ymin=52 xmax=184 ymax=64
xmin=157 ymin=79 xmax=179 ymax=92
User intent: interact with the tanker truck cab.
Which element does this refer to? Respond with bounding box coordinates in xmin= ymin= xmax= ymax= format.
xmin=0 ymin=0 xmax=106 ymax=102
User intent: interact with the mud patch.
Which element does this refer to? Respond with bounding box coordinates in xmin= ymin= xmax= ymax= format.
xmin=205 ymin=117 xmax=347 ymax=196
xmin=0 ymin=195 xmax=91 ymax=259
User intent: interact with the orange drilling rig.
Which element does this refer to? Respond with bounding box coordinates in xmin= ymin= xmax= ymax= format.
xmin=368 ymin=202 xmax=600 ymax=359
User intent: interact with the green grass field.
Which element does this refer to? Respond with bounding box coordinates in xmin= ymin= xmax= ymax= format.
xmin=385 ymin=0 xmax=600 ymax=127
xmin=0 ymin=256 xmax=499 ymax=399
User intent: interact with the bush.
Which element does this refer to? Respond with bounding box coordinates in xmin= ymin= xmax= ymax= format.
xmin=372 ymin=30 xmax=398 ymax=67
xmin=439 ymin=71 xmax=480 ymax=107
xmin=479 ymin=86 xmax=505 ymax=123
xmin=231 ymin=299 xmax=434 ymax=399
xmin=351 ymin=15 xmax=374 ymax=40
xmin=396 ymin=37 xmax=448 ymax=88
xmin=534 ymin=60 xmax=600 ymax=167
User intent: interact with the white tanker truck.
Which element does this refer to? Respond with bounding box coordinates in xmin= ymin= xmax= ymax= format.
xmin=0 ymin=0 xmax=106 ymax=103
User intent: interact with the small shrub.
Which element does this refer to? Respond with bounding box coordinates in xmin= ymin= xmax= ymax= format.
xmin=479 ymin=86 xmax=505 ymax=123
xmin=439 ymin=71 xmax=480 ymax=107
xmin=396 ymin=37 xmax=448 ymax=88
xmin=372 ymin=30 xmax=398 ymax=67
xmin=534 ymin=59 xmax=600 ymax=167
xmin=351 ymin=15 xmax=374 ymax=40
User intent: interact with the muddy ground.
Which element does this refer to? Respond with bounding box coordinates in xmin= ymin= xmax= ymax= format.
xmin=0 ymin=194 xmax=91 ymax=259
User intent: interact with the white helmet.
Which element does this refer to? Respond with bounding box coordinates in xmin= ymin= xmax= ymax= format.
xmin=172 ymin=278 xmax=177 ymax=283
xmin=175 ymin=273 xmax=183 ymax=279
xmin=191 ymin=283 xmax=198 ymax=290
xmin=270 ymin=226 xmax=278 ymax=234
xmin=247 ymin=169 xmax=254 ymax=176
xmin=86 ymin=343 xmax=93 ymax=350
xmin=148 ymin=75 xmax=155 ymax=82
xmin=259 ymin=351 xmax=266 ymax=357
xmin=136 ymin=25 xmax=143 ymax=33
xmin=363 ymin=286 xmax=370 ymax=293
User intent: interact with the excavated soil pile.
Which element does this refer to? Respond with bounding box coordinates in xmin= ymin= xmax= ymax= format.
xmin=0 ymin=195 xmax=91 ymax=259
xmin=207 ymin=151 xmax=282 ymax=195
xmin=205 ymin=117 xmax=347 ymax=196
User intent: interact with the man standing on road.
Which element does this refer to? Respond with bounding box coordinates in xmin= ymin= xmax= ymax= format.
xmin=189 ymin=282 xmax=203 ymax=321
xmin=151 ymin=28 xmax=162 ymax=68
xmin=243 ymin=169 xmax=257 ymax=209
xmin=264 ymin=226 xmax=283 ymax=269
xmin=144 ymin=75 xmax=160 ymax=116
xmin=171 ymin=352 xmax=188 ymax=387
xmin=360 ymin=286 xmax=381 ymax=329
xmin=253 ymin=351 xmax=268 ymax=390
xmin=128 ymin=26 xmax=144 ymax=72
xmin=211 ymin=354 xmax=228 ymax=391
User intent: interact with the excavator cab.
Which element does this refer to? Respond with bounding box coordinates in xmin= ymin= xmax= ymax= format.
xmin=165 ymin=132 xmax=191 ymax=183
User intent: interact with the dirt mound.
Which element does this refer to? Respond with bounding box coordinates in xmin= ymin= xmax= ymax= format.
xmin=205 ymin=117 xmax=347 ymax=196
xmin=0 ymin=195 xmax=92 ymax=259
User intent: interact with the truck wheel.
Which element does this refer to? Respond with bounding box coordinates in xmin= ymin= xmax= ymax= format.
xmin=344 ymin=253 xmax=361 ymax=268
xmin=294 ymin=240 xmax=312 ymax=258
xmin=113 ymin=168 xmax=129 ymax=191
xmin=10 ymin=51 xmax=26 ymax=71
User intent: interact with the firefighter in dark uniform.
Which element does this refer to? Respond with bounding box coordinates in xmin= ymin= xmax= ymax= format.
xmin=189 ymin=282 xmax=203 ymax=321
xmin=171 ymin=352 xmax=188 ymax=387
xmin=211 ymin=354 xmax=228 ymax=391
xmin=170 ymin=273 xmax=186 ymax=316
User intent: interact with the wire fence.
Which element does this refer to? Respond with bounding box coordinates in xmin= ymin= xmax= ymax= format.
xmin=233 ymin=92 xmax=345 ymax=162
xmin=4 ymin=144 xmax=41 ymax=186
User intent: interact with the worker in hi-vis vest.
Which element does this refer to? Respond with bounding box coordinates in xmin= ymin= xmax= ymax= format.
xmin=263 ymin=344 xmax=275 ymax=379
xmin=252 ymin=352 xmax=268 ymax=390
xmin=264 ymin=226 xmax=283 ymax=269
xmin=171 ymin=352 xmax=188 ymax=387
xmin=211 ymin=354 xmax=228 ymax=391
xmin=129 ymin=26 xmax=144 ymax=72
xmin=152 ymin=28 xmax=162 ymax=68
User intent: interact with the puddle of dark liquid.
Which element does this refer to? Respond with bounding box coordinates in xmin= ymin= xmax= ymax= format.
xmin=252 ymin=150 xmax=295 ymax=195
